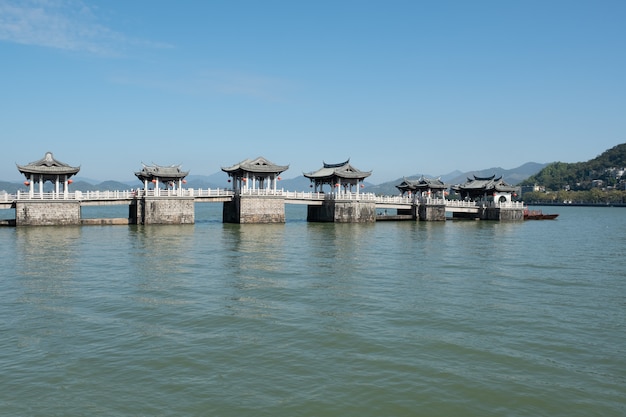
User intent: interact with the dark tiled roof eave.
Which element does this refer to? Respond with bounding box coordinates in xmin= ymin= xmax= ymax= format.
xmin=18 ymin=165 xmax=80 ymax=175
xmin=17 ymin=152 xmax=80 ymax=176
xmin=304 ymin=161 xmax=371 ymax=180
xmin=222 ymin=157 xmax=289 ymax=174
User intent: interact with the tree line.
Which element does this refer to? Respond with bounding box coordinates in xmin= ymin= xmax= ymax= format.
xmin=520 ymin=143 xmax=626 ymax=203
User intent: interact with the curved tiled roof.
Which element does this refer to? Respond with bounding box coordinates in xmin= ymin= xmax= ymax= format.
xmin=452 ymin=175 xmax=518 ymax=193
xmin=304 ymin=160 xmax=371 ymax=180
xmin=396 ymin=176 xmax=447 ymax=192
xmin=135 ymin=163 xmax=189 ymax=181
xmin=222 ymin=157 xmax=289 ymax=175
xmin=17 ymin=151 xmax=80 ymax=177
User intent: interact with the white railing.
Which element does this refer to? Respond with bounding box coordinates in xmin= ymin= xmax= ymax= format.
xmin=138 ymin=188 xmax=233 ymax=198
xmin=419 ymin=197 xmax=447 ymax=205
xmin=445 ymin=199 xmax=481 ymax=208
xmin=376 ymin=195 xmax=414 ymax=204
xmin=1 ymin=188 xmax=526 ymax=209
xmin=2 ymin=188 xmax=235 ymax=201
xmin=444 ymin=200 xmax=526 ymax=209
xmin=497 ymin=201 xmax=525 ymax=209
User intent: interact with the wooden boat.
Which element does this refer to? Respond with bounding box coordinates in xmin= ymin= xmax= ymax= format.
xmin=524 ymin=209 xmax=559 ymax=220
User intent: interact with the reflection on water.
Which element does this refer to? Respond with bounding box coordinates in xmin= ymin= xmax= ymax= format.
xmin=0 ymin=206 xmax=625 ymax=416
xmin=14 ymin=227 xmax=82 ymax=303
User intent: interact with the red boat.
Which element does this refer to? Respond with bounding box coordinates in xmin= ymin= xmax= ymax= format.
xmin=524 ymin=209 xmax=559 ymax=220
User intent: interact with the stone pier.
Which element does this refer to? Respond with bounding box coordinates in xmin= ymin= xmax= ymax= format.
xmin=307 ymin=200 xmax=376 ymax=223
xmin=15 ymin=200 xmax=81 ymax=226
xmin=130 ymin=197 xmax=195 ymax=225
xmin=418 ymin=203 xmax=446 ymax=221
xmin=223 ymin=195 xmax=285 ymax=223
xmin=484 ymin=207 xmax=524 ymax=221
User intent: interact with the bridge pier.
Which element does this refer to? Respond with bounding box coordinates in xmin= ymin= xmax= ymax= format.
xmin=483 ymin=207 xmax=524 ymax=221
xmin=418 ymin=202 xmax=446 ymax=221
xmin=307 ymin=200 xmax=376 ymax=223
xmin=450 ymin=206 xmax=524 ymax=221
xmin=15 ymin=200 xmax=81 ymax=226
xmin=223 ymin=195 xmax=285 ymax=223
xmin=130 ymin=197 xmax=195 ymax=225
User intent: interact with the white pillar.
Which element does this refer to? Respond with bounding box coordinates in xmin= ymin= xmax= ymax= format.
xmin=155 ymin=178 xmax=159 ymax=196
xmin=39 ymin=174 xmax=43 ymax=198
xmin=64 ymin=175 xmax=68 ymax=199
xmin=29 ymin=175 xmax=34 ymax=198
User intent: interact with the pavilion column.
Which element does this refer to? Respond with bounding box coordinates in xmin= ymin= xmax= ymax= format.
xmin=63 ymin=175 xmax=68 ymax=199
xmin=29 ymin=175 xmax=34 ymax=198
xmin=39 ymin=174 xmax=43 ymax=198
xmin=55 ymin=175 xmax=60 ymax=198
xmin=155 ymin=178 xmax=160 ymax=196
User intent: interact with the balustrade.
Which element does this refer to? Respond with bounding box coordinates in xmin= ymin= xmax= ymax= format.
xmin=1 ymin=188 xmax=525 ymax=210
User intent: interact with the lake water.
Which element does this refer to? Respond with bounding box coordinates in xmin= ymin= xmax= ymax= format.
xmin=1 ymin=204 xmax=624 ymax=416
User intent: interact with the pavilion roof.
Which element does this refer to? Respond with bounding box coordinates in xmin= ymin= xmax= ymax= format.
xmin=396 ymin=176 xmax=447 ymax=191
xmin=451 ymin=174 xmax=518 ymax=193
xmin=135 ymin=163 xmax=189 ymax=181
xmin=17 ymin=151 xmax=80 ymax=177
xmin=304 ymin=159 xmax=371 ymax=180
xmin=221 ymin=157 xmax=289 ymax=175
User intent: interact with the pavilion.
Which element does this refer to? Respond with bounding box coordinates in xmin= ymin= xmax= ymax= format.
xmin=303 ymin=159 xmax=371 ymax=195
xmin=135 ymin=163 xmax=189 ymax=194
xmin=396 ymin=176 xmax=448 ymax=200
xmin=221 ymin=157 xmax=289 ymax=194
xmin=452 ymin=175 xmax=519 ymax=204
xmin=17 ymin=151 xmax=80 ymax=198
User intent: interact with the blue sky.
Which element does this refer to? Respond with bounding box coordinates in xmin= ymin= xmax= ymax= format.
xmin=1 ymin=0 xmax=624 ymax=183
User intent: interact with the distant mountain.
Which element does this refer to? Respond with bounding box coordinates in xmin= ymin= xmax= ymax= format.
xmin=0 ymin=180 xmax=20 ymax=194
xmin=445 ymin=162 xmax=548 ymax=187
xmin=73 ymin=176 xmax=101 ymax=185
xmin=95 ymin=181 xmax=134 ymax=191
xmin=184 ymin=173 xmax=231 ymax=189
xmin=279 ymin=176 xmax=312 ymax=192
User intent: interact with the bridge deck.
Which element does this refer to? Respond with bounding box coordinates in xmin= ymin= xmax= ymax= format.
xmin=0 ymin=189 xmax=525 ymax=212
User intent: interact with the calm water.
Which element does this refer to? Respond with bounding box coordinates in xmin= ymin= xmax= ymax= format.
xmin=1 ymin=204 xmax=624 ymax=416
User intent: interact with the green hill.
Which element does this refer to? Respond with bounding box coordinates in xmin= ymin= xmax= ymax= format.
xmin=521 ymin=143 xmax=626 ymax=191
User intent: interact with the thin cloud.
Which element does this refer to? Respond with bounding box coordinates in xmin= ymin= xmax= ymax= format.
xmin=0 ymin=0 xmax=170 ymax=55
xmin=111 ymin=69 xmax=297 ymax=102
